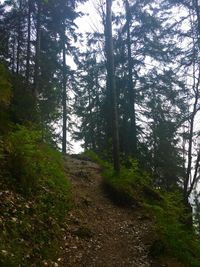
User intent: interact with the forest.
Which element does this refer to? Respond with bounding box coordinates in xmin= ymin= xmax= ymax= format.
xmin=1 ymin=0 xmax=200 ymax=266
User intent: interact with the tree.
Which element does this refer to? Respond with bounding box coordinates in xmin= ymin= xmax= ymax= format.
xmin=74 ymin=47 xmax=105 ymax=152
xmin=105 ymin=0 xmax=120 ymax=173
xmin=141 ymin=69 xmax=186 ymax=190
xmin=125 ymin=0 xmax=137 ymax=156
xmin=62 ymin=23 xmax=67 ymax=153
xmin=0 ymin=0 xmax=87 ymax=148
xmin=25 ymin=0 xmax=31 ymax=82
xmin=161 ymin=0 xmax=200 ymax=203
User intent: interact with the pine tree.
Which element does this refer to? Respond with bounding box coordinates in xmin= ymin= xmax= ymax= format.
xmin=105 ymin=0 xmax=120 ymax=173
xmin=124 ymin=0 xmax=137 ymax=157
xmin=74 ymin=48 xmax=105 ymax=152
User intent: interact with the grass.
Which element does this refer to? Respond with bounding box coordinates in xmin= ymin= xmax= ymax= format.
xmin=0 ymin=127 xmax=71 ymax=266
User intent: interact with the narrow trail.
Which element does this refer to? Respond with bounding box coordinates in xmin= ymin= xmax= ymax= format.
xmin=62 ymin=156 xmax=155 ymax=267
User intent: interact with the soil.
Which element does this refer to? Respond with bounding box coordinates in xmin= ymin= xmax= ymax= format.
xmin=60 ymin=155 xmax=156 ymax=267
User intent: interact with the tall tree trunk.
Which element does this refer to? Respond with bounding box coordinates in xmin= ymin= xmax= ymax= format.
xmin=11 ymin=40 xmax=15 ymax=73
xmin=105 ymin=0 xmax=120 ymax=174
xmin=184 ymin=73 xmax=200 ymax=201
xmin=62 ymin=25 xmax=67 ymax=154
xmin=125 ymin=0 xmax=137 ymax=156
xmin=26 ymin=0 xmax=31 ymax=82
xmin=194 ymin=0 xmax=200 ymax=44
xmin=95 ymin=75 xmax=102 ymax=152
xmin=183 ymin=0 xmax=200 ymax=198
xmin=34 ymin=0 xmax=41 ymax=96
xmin=182 ymin=1 xmax=200 ymax=228
xmin=88 ymin=87 xmax=96 ymax=150
xmin=16 ymin=0 xmax=22 ymax=74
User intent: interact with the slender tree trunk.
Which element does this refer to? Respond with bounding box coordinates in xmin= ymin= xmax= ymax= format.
xmin=62 ymin=25 xmax=67 ymax=154
xmin=184 ymin=105 xmax=196 ymax=199
xmin=105 ymin=0 xmax=120 ymax=174
xmin=11 ymin=40 xmax=15 ymax=73
xmin=95 ymin=75 xmax=101 ymax=152
xmin=184 ymin=65 xmax=200 ymax=201
xmin=34 ymin=0 xmax=41 ymax=95
xmin=194 ymin=0 xmax=200 ymax=44
xmin=26 ymin=0 xmax=31 ymax=82
xmin=125 ymin=0 xmax=137 ymax=156
xmin=182 ymin=2 xmax=200 ymax=228
xmin=183 ymin=1 xmax=200 ymax=202
xmin=16 ymin=0 xmax=22 ymax=74
xmin=88 ymin=87 xmax=96 ymax=150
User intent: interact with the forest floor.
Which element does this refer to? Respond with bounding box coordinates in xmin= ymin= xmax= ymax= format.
xmin=59 ymin=155 xmax=157 ymax=267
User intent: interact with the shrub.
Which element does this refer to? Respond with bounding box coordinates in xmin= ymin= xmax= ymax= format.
xmin=0 ymin=126 xmax=71 ymax=266
xmin=146 ymin=193 xmax=200 ymax=267
xmin=4 ymin=125 xmax=43 ymax=194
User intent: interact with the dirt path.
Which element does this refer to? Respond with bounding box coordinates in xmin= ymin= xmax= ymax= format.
xmin=61 ymin=156 xmax=155 ymax=267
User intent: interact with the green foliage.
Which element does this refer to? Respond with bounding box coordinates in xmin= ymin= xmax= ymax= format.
xmin=10 ymin=76 xmax=38 ymax=124
xmin=84 ymin=150 xmax=151 ymax=204
xmin=0 ymin=182 xmax=71 ymax=266
xmin=102 ymin=160 xmax=151 ymax=204
xmin=193 ymin=192 xmax=200 ymax=236
xmin=73 ymin=50 xmax=105 ymax=152
xmin=4 ymin=126 xmax=43 ymax=194
xmin=0 ymin=127 xmax=71 ymax=266
xmin=83 ymin=150 xmax=107 ymax=165
xmin=146 ymin=193 xmax=200 ymax=267
xmin=89 ymin=151 xmax=200 ymax=267
xmin=4 ymin=125 xmax=70 ymax=196
xmin=0 ymin=64 xmax=12 ymax=133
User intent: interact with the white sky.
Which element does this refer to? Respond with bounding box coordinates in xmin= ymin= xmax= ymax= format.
xmin=76 ymin=0 xmax=101 ymax=33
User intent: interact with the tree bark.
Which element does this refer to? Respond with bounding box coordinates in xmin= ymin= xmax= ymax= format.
xmin=34 ymin=0 xmax=41 ymax=96
xmin=16 ymin=0 xmax=22 ymax=74
xmin=125 ymin=0 xmax=137 ymax=156
xmin=26 ymin=0 xmax=31 ymax=82
xmin=11 ymin=40 xmax=15 ymax=73
xmin=184 ymin=66 xmax=200 ymax=200
xmin=105 ymin=0 xmax=120 ymax=174
xmin=62 ymin=25 xmax=67 ymax=154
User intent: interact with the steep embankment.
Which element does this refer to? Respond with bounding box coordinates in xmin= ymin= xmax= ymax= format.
xmin=61 ymin=156 xmax=155 ymax=267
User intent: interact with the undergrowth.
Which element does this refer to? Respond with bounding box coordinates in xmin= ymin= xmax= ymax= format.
xmin=0 ymin=126 xmax=71 ymax=266
xmin=84 ymin=150 xmax=200 ymax=267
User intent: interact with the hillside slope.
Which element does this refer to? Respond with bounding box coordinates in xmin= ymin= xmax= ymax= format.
xmin=60 ymin=156 xmax=155 ymax=267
